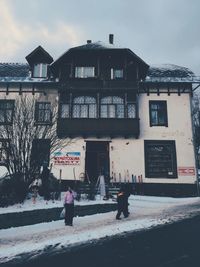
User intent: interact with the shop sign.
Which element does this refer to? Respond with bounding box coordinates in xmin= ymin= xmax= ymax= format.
xmin=53 ymin=152 xmax=80 ymax=165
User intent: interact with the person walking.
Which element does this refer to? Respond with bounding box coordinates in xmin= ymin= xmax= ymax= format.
xmin=116 ymin=185 xmax=129 ymax=220
xmin=64 ymin=186 xmax=76 ymax=226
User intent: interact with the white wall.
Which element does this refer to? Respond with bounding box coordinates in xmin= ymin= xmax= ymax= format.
xmin=51 ymin=93 xmax=197 ymax=185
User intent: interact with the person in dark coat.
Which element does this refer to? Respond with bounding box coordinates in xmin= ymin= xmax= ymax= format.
xmin=41 ymin=166 xmax=50 ymax=201
xmin=116 ymin=186 xmax=129 ymax=220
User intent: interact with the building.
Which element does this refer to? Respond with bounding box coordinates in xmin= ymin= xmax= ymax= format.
xmin=0 ymin=34 xmax=199 ymax=196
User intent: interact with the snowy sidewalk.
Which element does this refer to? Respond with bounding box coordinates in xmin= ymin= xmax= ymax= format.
xmin=0 ymin=195 xmax=200 ymax=264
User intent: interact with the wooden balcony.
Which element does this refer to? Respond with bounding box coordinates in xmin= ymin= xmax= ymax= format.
xmin=60 ymin=79 xmax=138 ymax=91
xmin=57 ymin=118 xmax=140 ymax=138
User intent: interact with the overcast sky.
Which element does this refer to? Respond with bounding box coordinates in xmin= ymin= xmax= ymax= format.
xmin=0 ymin=0 xmax=200 ymax=75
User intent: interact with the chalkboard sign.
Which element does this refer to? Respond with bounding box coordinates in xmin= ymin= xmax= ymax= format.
xmin=145 ymin=140 xmax=177 ymax=178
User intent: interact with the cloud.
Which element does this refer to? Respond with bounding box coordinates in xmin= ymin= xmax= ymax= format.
xmin=0 ymin=0 xmax=83 ymax=61
xmin=0 ymin=0 xmax=30 ymax=60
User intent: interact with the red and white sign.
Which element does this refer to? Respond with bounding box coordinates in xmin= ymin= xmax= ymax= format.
xmin=53 ymin=152 xmax=80 ymax=166
xmin=178 ymin=167 xmax=195 ymax=176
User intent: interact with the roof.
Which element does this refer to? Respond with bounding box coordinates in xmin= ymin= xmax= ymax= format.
xmin=0 ymin=63 xmax=29 ymax=77
xmin=146 ymin=64 xmax=198 ymax=82
xmin=26 ymin=46 xmax=53 ymax=65
xmin=52 ymin=41 xmax=149 ymax=68
xmin=0 ymin=63 xmax=49 ymax=82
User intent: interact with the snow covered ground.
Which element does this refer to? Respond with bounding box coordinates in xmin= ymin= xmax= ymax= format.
xmin=0 ymin=195 xmax=200 ymax=264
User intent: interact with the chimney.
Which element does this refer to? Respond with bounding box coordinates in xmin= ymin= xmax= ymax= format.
xmin=87 ymin=40 xmax=92 ymax=44
xmin=109 ymin=34 xmax=114 ymax=44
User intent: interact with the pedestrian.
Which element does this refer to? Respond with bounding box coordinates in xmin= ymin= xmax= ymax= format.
xmin=41 ymin=165 xmax=50 ymax=202
xmin=116 ymin=185 xmax=129 ymax=220
xmin=64 ymin=186 xmax=76 ymax=226
xmin=124 ymin=184 xmax=131 ymax=216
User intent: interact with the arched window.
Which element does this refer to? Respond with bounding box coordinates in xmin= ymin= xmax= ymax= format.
xmin=100 ymin=96 xmax=124 ymax=118
xmin=72 ymin=96 xmax=97 ymax=118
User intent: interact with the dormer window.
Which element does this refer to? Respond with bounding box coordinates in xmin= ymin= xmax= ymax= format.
xmin=111 ymin=68 xmax=123 ymax=79
xmin=75 ymin=67 xmax=95 ymax=78
xmin=33 ymin=63 xmax=47 ymax=78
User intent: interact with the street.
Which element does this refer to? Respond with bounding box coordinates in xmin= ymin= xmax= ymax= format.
xmin=2 ymin=213 xmax=200 ymax=267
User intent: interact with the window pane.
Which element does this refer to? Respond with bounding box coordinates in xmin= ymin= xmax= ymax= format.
xmin=113 ymin=96 xmax=123 ymax=104
xmin=101 ymin=97 xmax=112 ymax=104
xmin=41 ymin=64 xmax=47 ymax=77
xmin=72 ymin=105 xmax=80 ymax=118
xmin=114 ymin=69 xmax=123 ymax=79
xmin=109 ymin=105 xmax=115 ymax=118
xmin=84 ymin=67 xmax=94 ymax=77
xmin=89 ymin=104 xmax=97 ymax=118
xmin=33 ymin=64 xmax=40 ymax=77
xmin=151 ymin=110 xmax=158 ymax=125
xmin=101 ymin=105 xmax=108 ymax=118
xmin=0 ymin=112 xmax=5 ymax=122
xmin=73 ymin=96 xmax=84 ymax=104
xmin=85 ymin=96 xmax=96 ymax=104
xmin=128 ymin=104 xmax=136 ymax=118
xmin=61 ymin=104 xmax=69 ymax=118
xmin=75 ymin=67 xmax=82 ymax=78
xmin=80 ymin=105 xmax=88 ymax=118
xmin=75 ymin=67 xmax=95 ymax=78
xmin=116 ymin=104 xmax=124 ymax=118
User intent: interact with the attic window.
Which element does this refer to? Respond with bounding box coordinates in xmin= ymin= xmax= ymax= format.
xmin=33 ymin=63 xmax=47 ymax=78
xmin=111 ymin=68 xmax=123 ymax=79
xmin=75 ymin=67 xmax=95 ymax=78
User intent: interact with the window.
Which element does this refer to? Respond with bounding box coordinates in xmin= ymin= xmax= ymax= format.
xmin=72 ymin=96 xmax=97 ymax=118
xmin=75 ymin=67 xmax=95 ymax=78
xmin=0 ymin=100 xmax=14 ymax=125
xmin=144 ymin=140 xmax=177 ymax=178
xmin=100 ymin=96 xmax=124 ymax=118
xmin=149 ymin=101 xmax=168 ymax=126
xmin=0 ymin=140 xmax=9 ymax=164
xmin=60 ymin=104 xmax=70 ymax=118
xmin=35 ymin=102 xmax=52 ymax=124
xmin=31 ymin=139 xmax=50 ymax=168
xmin=33 ymin=63 xmax=47 ymax=78
xmin=111 ymin=68 xmax=123 ymax=79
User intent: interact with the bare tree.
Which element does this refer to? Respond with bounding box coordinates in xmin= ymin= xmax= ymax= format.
xmin=0 ymin=95 xmax=72 ymax=185
xmin=192 ymin=93 xmax=200 ymax=168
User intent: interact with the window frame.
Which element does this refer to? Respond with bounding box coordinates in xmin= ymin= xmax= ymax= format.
xmin=33 ymin=63 xmax=48 ymax=78
xmin=111 ymin=68 xmax=124 ymax=80
xmin=144 ymin=140 xmax=178 ymax=179
xmin=35 ymin=102 xmax=52 ymax=125
xmin=75 ymin=66 xmax=95 ymax=78
xmin=149 ymin=100 xmax=168 ymax=127
xmin=100 ymin=96 xmax=125 ymax=118
xmin=0 ymin=100 xmax=15 ymax=125
xmin=72 ymin=96 xmax=97 ymax=118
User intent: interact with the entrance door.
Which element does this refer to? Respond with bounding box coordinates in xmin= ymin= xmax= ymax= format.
xmin=85 ymin=141 xmax=110 ymax=183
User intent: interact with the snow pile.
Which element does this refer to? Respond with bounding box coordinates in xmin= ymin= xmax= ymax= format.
xmin=0 ymin=195 xmax=200 ymax=264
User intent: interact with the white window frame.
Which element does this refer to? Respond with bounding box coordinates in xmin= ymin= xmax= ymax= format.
xmin=33 ymin=63 xmax=47 ymax=78
xmin=111 ymin=68 xmax=123 ymax=79
xmin=75 ymin=67 xmax=95 ymax=78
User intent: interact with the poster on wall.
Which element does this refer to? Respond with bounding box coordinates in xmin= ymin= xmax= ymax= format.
xmin=178 ymin=167 xmax=195 ymax=176
xmin=53 ymin=152 xmax=81 ymax=165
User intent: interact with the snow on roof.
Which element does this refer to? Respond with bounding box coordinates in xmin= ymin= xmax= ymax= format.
xmin=145 ymin=64 xmax=199 ymax=82
xmin=0 ymin=63 xmax=52 ymax=83
xmin=71 ymin=41 xmax=122 ymax=50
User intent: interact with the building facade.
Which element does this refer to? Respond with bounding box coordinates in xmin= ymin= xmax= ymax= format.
xmin=0 ymin=35 xmax=198 ymax=196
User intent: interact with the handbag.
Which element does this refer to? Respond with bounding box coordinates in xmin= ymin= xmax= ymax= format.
xmin=60 ymin=207 xmax=65 ymax=219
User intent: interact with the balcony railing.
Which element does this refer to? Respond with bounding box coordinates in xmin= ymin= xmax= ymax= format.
xmin=57 ymin=118 xmax=139 ymax=138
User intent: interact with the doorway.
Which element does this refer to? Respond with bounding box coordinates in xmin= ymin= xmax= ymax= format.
xmin=85 ymin=141 xmax=110 ymax=183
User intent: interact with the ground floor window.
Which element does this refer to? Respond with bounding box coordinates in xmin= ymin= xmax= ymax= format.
xmin=144 ymin=140 xmax=177 ymax=178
